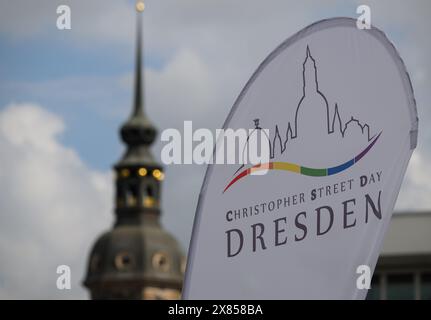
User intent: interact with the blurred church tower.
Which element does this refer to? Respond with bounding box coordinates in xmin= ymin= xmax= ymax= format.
xmin=83 ymin=2 xmax=185 ymax=300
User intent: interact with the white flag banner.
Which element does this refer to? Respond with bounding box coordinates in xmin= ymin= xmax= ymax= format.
xmin=183 ymin=17 xmax=418 ymax=299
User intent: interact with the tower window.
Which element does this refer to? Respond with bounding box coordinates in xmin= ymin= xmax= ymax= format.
xmin=126 ymin=184 xmax=139 ymax=207
xmin=115 ymin=252 xmax=134 ymax=270
xmin=126 ymin=192 xmax=137 ymax=207
xmin=143 ymin=184 xmax=156 ymax=208
xmin=143 ymin=197 xmax=155 ymax=208
xmin=147 ymin=185 xmax=153 ymax=198
xmin=117 ymin=187 xmax=126 ymax=208
xmin=152 ymin=252 xmax=170 ymax=272
xmin=120 ymin=168 xmax=130 ymax=178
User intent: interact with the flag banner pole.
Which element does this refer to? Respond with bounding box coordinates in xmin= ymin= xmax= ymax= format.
xmin=184 ymin=17 xmax=418 ymax=300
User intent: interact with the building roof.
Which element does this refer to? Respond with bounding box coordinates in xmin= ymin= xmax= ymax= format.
xmin=381 ymin=211 xmax=431 ymax=256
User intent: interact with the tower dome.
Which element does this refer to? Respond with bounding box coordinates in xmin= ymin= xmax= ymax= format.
xmin=293 ymin=46 xmax=331 ymax=140
xmin=85 ymin=224 xmax=184 ymax=299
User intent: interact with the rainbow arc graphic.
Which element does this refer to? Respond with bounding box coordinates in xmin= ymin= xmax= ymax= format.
xmin=223 ymin=132 xmax=381 ymax=193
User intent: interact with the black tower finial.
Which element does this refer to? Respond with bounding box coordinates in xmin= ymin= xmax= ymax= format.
xmin=133 ymin=11 xmax=144 ymax=117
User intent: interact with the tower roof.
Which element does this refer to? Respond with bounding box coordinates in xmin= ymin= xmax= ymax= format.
xmin=84 ymin=3 xmax=184 ymax=299
xmin=119 ymin=7 xmax=158 ymax=166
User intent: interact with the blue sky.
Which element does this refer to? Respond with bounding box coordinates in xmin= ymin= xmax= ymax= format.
xmin=0 ymin=0 xmax=172 ymax=172
xmin=1 ymin=27 xmax=137 ymax=170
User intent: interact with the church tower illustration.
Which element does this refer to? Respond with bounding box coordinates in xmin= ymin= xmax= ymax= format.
xmin=293 ymin=46 xmax=331 ymax=140
xmin=83 ymin=3 xmax=184 ymax=300
xmin=229 ymin=45 xmax=377 ymax=182
xmin=235 ymin=119 xmax=271 ymax=175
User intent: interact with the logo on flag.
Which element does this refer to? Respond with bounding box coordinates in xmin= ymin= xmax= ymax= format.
xmin=225 ymin=46 xmax=382 ymax=193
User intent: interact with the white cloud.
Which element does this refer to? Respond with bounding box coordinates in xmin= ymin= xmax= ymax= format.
xmin=0 ymin=103 xmax=112 ymax=299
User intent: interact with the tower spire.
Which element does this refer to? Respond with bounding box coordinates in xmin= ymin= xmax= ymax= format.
xmin=133 ymin=3 xmax=144 ymax=117
xmin=120 ymin=1 xmax=156 ymax=153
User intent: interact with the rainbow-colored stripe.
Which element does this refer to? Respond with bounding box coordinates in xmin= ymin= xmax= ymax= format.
xmin=223 ymin=132 xmax=382 ymax=193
